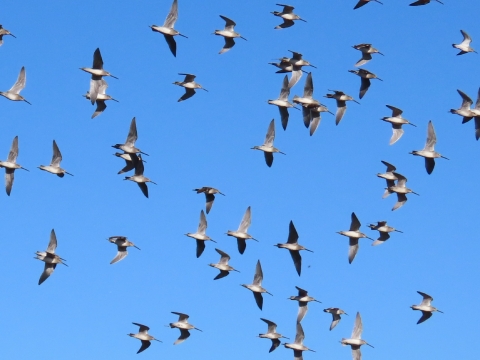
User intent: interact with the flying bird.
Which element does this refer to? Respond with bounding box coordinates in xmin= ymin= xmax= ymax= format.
xmin=268 ymin=75 xmax=298 ymax=130
xmin=323 ymin=308 xmax=348 ymax=331
xmin=258 ymin=318 xmax=289 ymax=353
xmin=283 ymin=322 xmax=315 ymax=359
xmin=271 ymin=4 xmax=306 ymax=29
xmin=193 ymin=187 xmax=225 ymax=214
xmin=35 ymin=229 xmax=67 ymax=285
xmin=241 ymin=260 xmax=272 ymax=310
xmin=124 ymin=154 xmax=156 ymax=198
xmin=173 ymin=73 xmax=208 ymax=102
xmin=128 ymin=323 xmax=161 ymax=354
xmin=449 ymin=89 xmax=475 ymax=123
xmin=0 ymin=24 xmax=16 ymax=46
xmin=377 ymin=160 xmax=399 ymax=199
xmin=83 ymin=79 xmax=118 ymax=119
xmin=275 ymin=221 xmax=313 ymax=276
xmin=169 ymin=312 xmax=202 ymax=345
xmin=214 ymin=15 xmax=246 ymax=54
xmin=452 ymin=30 xmax=477 ymax=55
xmin=114 ymin=153 xmax=144 ymax=175
xmin=354 ymin=0 xmax=383 ymax=10
xmin=352 ymin=43 xmax=383 ymax=67
xmin=348 ymin=68 xmax=382 ymax=99
xmin=381 ymin=105 xmax=416 ymax=145
xmin=185 ymin=210 xmax=215 ymax=258
xmin=251 ymin=119 xmax=285 ymax=167
xmin=0 ymin=66 xmax=30 ymax=104
xmin=410 ymin=120 xmax=449 ymax=174
xmin=0 ymin=136 xmax=29 ymax=196
xmin=107 ymin=236 xmax=140 ymax=264
xmin=150 ymin=0 xmax=188 ymax=57
xmin=324 ymin=90 xmax=359 ymax=125
xmin=368 ymin=221 xmax=403 ymax=246
xmin=288 ymin=286 xmax=321 ymax=323
xmin=388 ymin=172 xmax=419 ymax=211
xmin=112 ymin=117 xmax=148 ymax=155
xmin=337 ymin=212 xmax=373 ymax=264
xmin=208 ymin=248 xmax=239 ymax=280
xmin=409 ymin=0 xmax=443 ymax=5
xmin=411 ymin=291 xmax=443 ymax=324
xmin=340 ymin=312 xmax=374 ymax=360
xmin=38 ymin=140 xmax=73 ymax=177
xmin=226 ymin=206 xmax=257 ymax=254
xmin=293 ymin=73 xmax=321 ymax=128
xmin=287 ymin=50 xmax=316 ymax=88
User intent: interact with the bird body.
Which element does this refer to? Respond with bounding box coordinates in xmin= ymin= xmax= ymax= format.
xmin=368 ymin=221 xmax=402 ymax=246
xmin=452 ymin=30 xmax=477 ymax=55
xmin=340 ymin=312 xmax=374 ymax=360
xmin=381 ymin=105 xmax=416 ymax=145
xmin=0 ymin=24 xmax=16 ymax=46
xmin=352 ymin=43 xmax=383 ymax=66
xmin=268 ymin=75 xmax=297 ymax=130
xmin=35 ymin=229 xmax=67 ymax=285
xmin=259 ymin=318 xmax=288 ymax=353
xmin=0 ymin=136 xmax=29 ymax=196
xmin=348 ymin=68 xmax=382 ymax=99
xmin=388 ymin=172 xmax=418 ymax=211
xmin=193 ymin=187 xmax=224 ymax=214
xmin=0 ymin=66 xmax=30 ymax=104
xmin=284 ymin=323 xmax=315 ymax=358
xmin=411 ymin=291 xmax=443 ymax=324
xmin=169 ymin=312 xmax=201 ymax=345
xmin=324 ymin=90 xmax=359 ymax=125
xmin=112 ymin=117 xmax=148 ymax=155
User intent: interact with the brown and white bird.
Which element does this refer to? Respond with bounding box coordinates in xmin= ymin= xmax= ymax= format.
xmin=214 ymin=15 xmax=246 ymax=54
xmin=208 ymin=248 xmax=239 ymax=280
xmin=258 ymin=318 xmax=289 ymax=353
xmin=271 ymin=4 xmax=306 ymax=29
xmin=0 ymin=66 xmax=30 ymax=105
xmin=185 ymin=210 xmax=215 ymax=258
xmin=410 ymin=0 xmax=443 ymax=5
xmin=38 ymin=140 xmax=73 ymax=177
xmin=275 ymin=221 xmax=313 ymax=276
xmin=0 ymin=136 xmax=29 ymax=196
xmin=241 ymin=260 xmax=272 ymax=310
xmin=411 ymin=291 xmax=443 ymax=324
xmin=323 ymin=308 xmax=348 ymax=331
xmin=107 ymin=236 xmax=140 ymax=264
xmin=352 ymin=43 xmax=383 ymax=66
xmin=324 ymin=90 xmax=359 ymax=125
xmin=452 ymin=30 xmax=477 ymax=55
xmin=368 ymin=221 xmax=402 ymax=246
xmin=35 ymin=229 xmax=67 ymax=285
xmin=169 ymin=312 xmax=202 ymax=345
xmin=173 ymin=73 xmax=208 ymax=102
xmin=354 ymin=0 xmax=383 ymax=10
xmin=348 ymin=68 xmax=382 ymax=99
xmin=409 ymin=120 xmax=448 ymax=174
xmin=381 ymin=105 xmax=416 ymax=145
xmin=128 ymin=323 xmax=161 ymax=354
xmin=0 ymin=24 xmax=16 ymax=46
xmin=337 ymin=212 xmax=373 ymax=264
xmin=388 ymin=172 xmax=419 ymax=211
xmin=193 ymin=187 xmax=225 ymax=214
xmin=340 ymin=312 xmax=374 ymax=360
xmin=288 ymin=286 xmax=321 ymax=323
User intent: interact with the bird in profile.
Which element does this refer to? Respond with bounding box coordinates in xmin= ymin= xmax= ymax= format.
xmin=107 ymin=236 xmax=140 ymax=264
xmin=114 ymin=153 xmax=144 ymax=174
xmin=83 ymin=79 xmax=118 ymax=119
xmin=381 ymin=105 xmax=417 ymax=145
xmin=150 ymin=0 xmax=187 ymax=57
xmin=352 ymin=43 xmax=383 ymax=66
xmin=35 ymin=229 xmax=67 ymax=285
xmin=169 ymin=312 xmax=202 ymax=345
xmin=268 ymin=75 xmax=298 ymax=130
xmin=193 ymin=187 xmax=225 ymax=214
xmin=0 ymin=136 xmax=29 ymax=196
xmin=214 ymin=15 xmax=246 ymax=54
xmin=80 ymin=48 xmax=118 ymax=104
xmin=185 ymin=210 xmax=215 ymax=258
xmin=283 ymin=322 xmax=315 ymax=359
xmin=409 ymin=0 xmax=443 ymax=5
xmin=0 ymin=66 xmax=30 ymax=105
xmin=209 ymin=248 xmax=239 ymax=280
xmin=251 ymin=119 xmax=285 ymax=168
xmin=377 ymin=160 xmax=398 ymax=199
xmin=271 ymin=4 xmax=306 ymax=29
xmin=293 ymin=73 xmax=321 ymax=128
xmin=324 ymin=90 xmax=359 ymax=125
xmin=323 ymin=308 xmax=348 ymax=331
xmin=388 ymin=172 xmax=419 ymax=211
xmin=410 ymin=120 xmax=448 ymax=174
xmin=348 ymin=68 xmax=382 ymax=99
xmin=112 ymin=117 xmax=149 ymax=155
xmin=173 ymin=73 xmax=208 ymax=102
xmin=124 ymin=154 xmax=156 ymax=198
xmin=241 ymin=260 xmax=272 ymax=310
xmin=288 ymin=286 xmax=321 ymax=323
xmin=340 ymin=312 xmax=374 ymax=360
xmin=452 ymin=30 xmax=477 ymax=55
xmin=128 ymin=323 xmax=161 ymax=354
xmin=226 ymin=206 xmax=257 ymax=254
xmin=38 ymin=140 xmax=73 ymax=177
xmin=449 ymin=89 xmax=476 ymax=124
xmin=309 ymin=104 xmax=333 ymax=136
xmin=275 ymin=221 xmax=313 ymax=276
xmin=0 ymin=24 xmax=16 ymax=46
xmin=337 ymin=212 xmax=373 ymax=264
xmin=368 ymin=221 xmax=403 ymax=246
xmin=411 ymin=291 xmax=443 ymax=324
xmin=354 ymin=0 xmax=383 ymax=10
xmin=287 ymin=50 xmax=316 ymax=88
xmin=258 ymin=318 xmax=289 ymax=353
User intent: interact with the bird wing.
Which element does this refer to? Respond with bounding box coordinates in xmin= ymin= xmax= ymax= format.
xmin=38 ymin=263 xmax=56 ymax=285
xmin=280 ymin=4 xmax=294 ymax=13
xmin=264 ymin=152 xmax=274 ymax=168
xmin=7 ymin=136 xmax=19 ymax=162
xmin=354 ymin=0 xmax=368 ymax=9
xmin=47 ymin=229 xmax=58 ymax=253
xmin=350 ymin=212 xmax=361 ymax=231
xmin=89 ymin=79 xmax=102 ymax=104
xmin=172 ymin=312 xmax=189 ymax=322
xmin=238 ymin=206 xmax=252 ymax=232
xmin=118 ymin=154 xmax=136 ymax=174
xmin=253 ymin=292 xmax=264 ymax=310
xmin=309 ymin=110 xmax=321 ymax=136
xmin=137 ymin=340 xmax=151 ymax=354
xmin=196 ymin=239 xmax=206 ymax=258
xmin=296 ymin=286 xmax=308 ymax=296
xmin=279 ymin=75 xmax=290 ymax=100
xmin=137 ymin=182 xmax=149 ymax=198
xmin=417 ymin=311 xmax=432 ymax=324
xmin=457 ymin=89 xmax=473 ymax=110
xmin=164 ymin=34 xmax=177 ymax=57
xmin=269 ymin=338 xmax=281 ymax=353
xmin=237 ymin=238 xmax=247 ymax=254
xmin=92 ymin=100 xmax=107 ymax=119
xmin=205 ymin=193 xmax=215 ymax=214
xmin=163 ymin=0 xmax=178 ymax=28
xmin=197 ymin=210 xmax=207 ymax=234
xmin=393 ymin=193 xmax=407 ymax=211
xmin=330 ymin=314 xmax=341 ymax=331
xmin=276 ymin=19 xmax=294 ymax=29
xmin=261 ymin=318 xmax=277 ymax=333
xmin=302 ymin=106 xmax=312 ymax=128
xmin=424 ymin=120 xmax=437 ymax=151
xmin=386 ymin=104 xmax=403 ymax=117
xmin=392 ymin=172 xmax=407 ymax=187
xmin=293 ymin=350 xmax=303 ymax=360
xmin=418 ymin=291 xmax=433 ymax=306
xmin=126 ymin=117 xmax=138 ymax=146
xmin=51 ymin=140 xmax=63 ymax=167
xmin=178 ymin=73 xmax=196 ymax=82
xmin=9 ymin=66 xmax=26 ymax=94
xmin=220 ymin=38 xmax=235 ymax=54
xmin=354 ymin=52 xmax=372 ymax=67
xmin=378 ymin=232 xmax=390 ymax=241
xmin=425 ymin=158 xmax=435 ymax=175
xmin=279 ymin=107 xmax=289 ymax=131
xmin=335 ymin=104 xmax=347 ymax=125
xmin=5 ymin=168 xmax=14 ymax=196
xmin=390 ymin=126 xmax=404 ymax=145
xmin=359 ymin=78 xmax=371 ymax=99
xmin=352 ymin=346 xmax=362 ymax=360
xmin=348 ymin=238 xmax=359 ymax=264
xmin=351 ymin=312 xmax=363 ymax=339
xmin=290 ymin=250 xmax=302 ymax=276
xmin=475 ymin=117 xmax=480 ymax=140
xmin=381 ymin=160 xmax=396 ymax=172
xmin=220 ymin=15 xmax=236 ymax=31
xmin=110 ymin=246 xmax=128 ymax=264
xmin=460 ymin=29 xmax=472 ymax=46
xmin=253 ymin=260 xmax=263 ymax=285
xmin=264 ymin=119 xmax=276 ymax=146
xmin=287 ymin=221 xmax=299 ymax=244
xmin=294 ymin=322 xmax=305 ymax=344
xmin=179 ymin=88 xmax=196 ymax=102
xmin=297 ymin=302 xmax=308 ymax=322
xmin=303 ymin=72 xmax=314 ymax=98
xmin=174 ymin=329 xmax=190 ymax=345
xmin=288 ymin=69 xmax=302 ymax=88
xmin=214 ymin=270 xmax=230 ymax=280
xmin=92 ymin=48 xmax=103 ymax=69
xmin=133 ymin=323 xmax=150 ymax=333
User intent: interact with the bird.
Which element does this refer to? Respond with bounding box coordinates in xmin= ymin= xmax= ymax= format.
xmin=251 ymin=119 xmax=285 ymax=167
xmin=323 ymin=308 xmax=348 ymax=331
xmin=169 ymin=312 xmax=202 ymax=345
xmin=128 ymin=323 xmax=161 ymax=354
xmin=377 ymin=160 xmax=399 ymax=199
xmin=241 ymin=260 xmax=272 ymax=310
xmin=348 ymin=69 xmax=382 ymax=99
xmin=0 ymin=66 xmax=30 ymax=104
xmin=209 ymin=248 xmax=239 ymax=280
xmin=283 ymin=322 xmax=315 ymax=359
xmin=35 ymin=229 xmax=67 ymax=285
xmin=337 ymin=212 xmax=373 ymax=264
xmin=271 ymin=4 xmax=306 ymax=29
xmin=124 ymin=154 xmax=156 ymax=198
xmin=0 ymin=136 xmax=29 ymax=196
xmin=226 ymin=206 xmax=257 ymax=254
xmin=340 ymin=312 xmax=374 ymax=360
xmin=449 ymin=89 xmax=475 ymax=123
xmin=288 ymin=286 xmax=321 ymax=323
xmin=467 ymin=88 xmax=480 ymax=140
xmin=368 ymin=221 xmax=403 ymax=246
xmin=185 ymin=210 xmax=215 ymax=258
xmin=80 ymin=48 xmax=118 ymax=104
xmin=193 ymin=187 xmax=225 ymax=214
xmin=83 ymin=79 xmax=118 ymax=119
xmin=38 ymin=140 xmax=73 ymax=177
xmin=107 ymin=236 xmax=140 ymax=264
xmin=388 ymin=172 xmax=419 ymax=211
xmin=269 ymin=57 xmax=294 ymax=73
xmin=112 ymin=117 xmax=148 ymax=155
xmin=410 ymin=120 xmax=449 ymax=174
xmin=268 ymin=75 xmax=298 ymax=130
xmin=381 ymin=105 xmax=417 ymax=145
xmin=173 ymin=73 xmax=208 ymax=102
xmin=293 ymin=73 xmax=321 ymax=128
xmin=114 ymin=152 xmax=145 ymax=174
xmin=150 ymin=0 xmax=187 ymax=57
xmin=309 ymin=104 xmax=333 ymax=136
xmin=259 ymin=318 xmax=288 ymax=353
xmin=452 ymin=30 xmax=477 ymax=55
xmin=287 ymin=50 xmax=316 ymax=88
xmin=411 ymin=291 xmax=443 ymax=324
xmin=324 ymin=90 xmax=360 ymax=125
xmin=354 ymin=0 xmax=383 ymax=10
xmin=274 ymin=221 xmax=313 ymax=276
xmin=409 ymin=0 xmax=443 ymax=5
xmin=214 ymin=15 xmax=246 ymax=54
xmin=0 ymin=24 xmax=16 ymax=46
xmin=352 ymin=43 xmax=383 ymax=67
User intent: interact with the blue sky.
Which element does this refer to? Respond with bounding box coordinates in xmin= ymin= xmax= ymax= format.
xmin=0 ymin=0 xmax=478 ymax=359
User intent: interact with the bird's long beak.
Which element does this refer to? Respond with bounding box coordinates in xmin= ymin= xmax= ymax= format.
xmin=111 ymin=98 xmax=119 ymax=102
xmin=353 ymin=100 xmax=361 ymax=104
xmin=266 ymin=291 xmax=273 ymax=296
xmin=65 ymin=171 xmax=74 ymax=176
xmin=202 ymin=88 xmax=208 ymax=92
xmin=110 ymin=75 xmax=119 ymax=79
xmin=441 ymin=155 xmax=450 ymax=160
xmin=395 ymin=229 xmax=403 ymax=233
xmin=366 ymin=343 xmax=375 ymax=348
xmin=21 ymin=167 xmax=29 ymax=172
xmin=378 ymin=52 xmax=384 ymax=56
xmin=179 ymin=33 xmax=188 ymax=38
xmin=24 ymin=99 xmax=32 ymax=105
xmin=299 ymin=19 xmax=307 ymax=22
xmin=241 ymin=36 xmax=247 ymax=41
xmin=219 ymin=192 xmax=226 ymax=196
xmin=210 ymin=239 xmax=217 ymax=243
xmin=10 ymin=33 xmax=16 ymax=38
xmin=409 ymin=122 xmax=417 ymax=127
xmin=252 ymin=238 xmax=259 ymax=242
xmin=377 ymin=77 xmax=383 ymax=81
xmin=412 ymin=191 xmax=420 ymax=196
xmin=150 ymin=181 xmax=157 ymax=185
xmin=134 ymin=245 xmax=141 ymax=250
xmin=305 ymin=248 xmax=314 ymax=253
xmin=140 ymin=151 xmax=149 ymax=156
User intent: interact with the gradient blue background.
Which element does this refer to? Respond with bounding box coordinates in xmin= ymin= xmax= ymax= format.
xmin=0 ymin=0 xmax=477 ymax=359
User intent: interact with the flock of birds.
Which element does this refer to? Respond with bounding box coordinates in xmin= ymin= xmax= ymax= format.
xmin=0 ymin=0 xmax=473 ymax=358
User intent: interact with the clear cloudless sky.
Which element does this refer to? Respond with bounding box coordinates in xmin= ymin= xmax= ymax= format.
xmin=0 ymin=0 xmax=478 ymax=359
